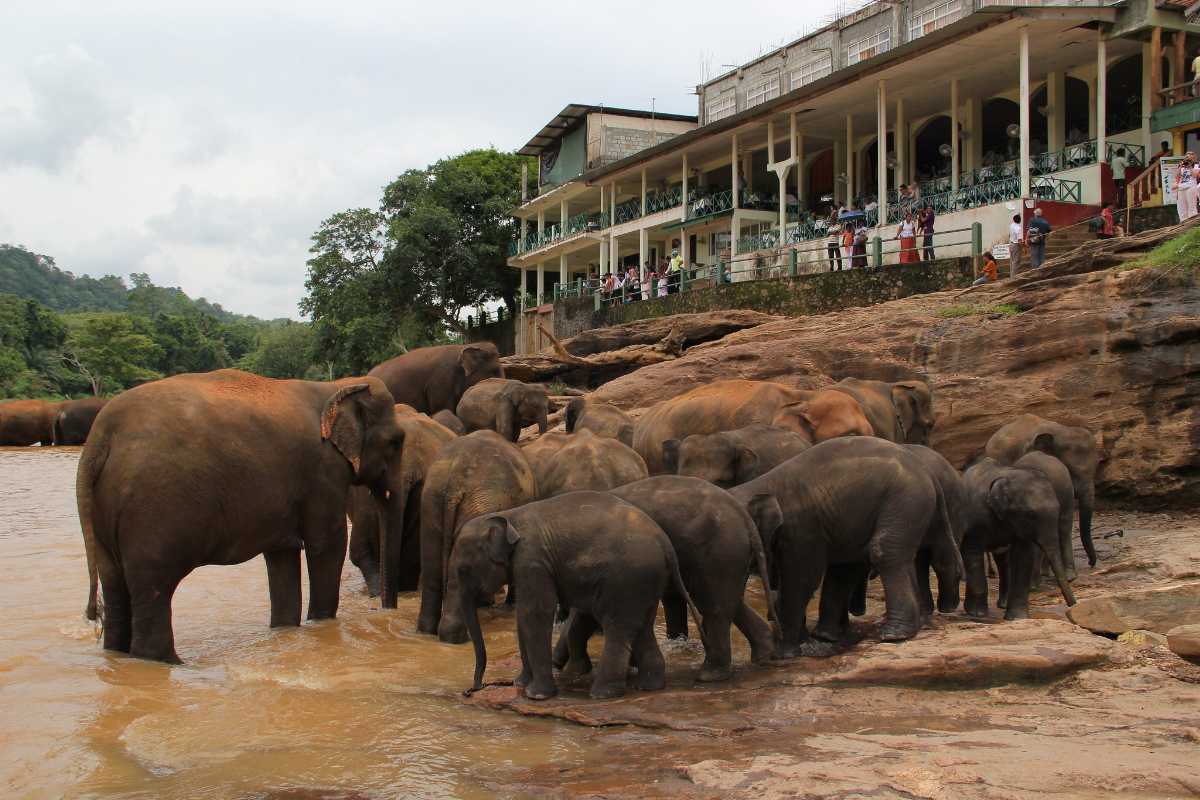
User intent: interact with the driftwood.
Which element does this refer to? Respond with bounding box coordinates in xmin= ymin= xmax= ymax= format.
xmin=557 ymin=309 xmax=783 ymax=356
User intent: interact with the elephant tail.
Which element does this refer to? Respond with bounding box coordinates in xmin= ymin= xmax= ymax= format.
xmin=934 ymin=479 xmax=964 ymax=584
xmin=657 ymin=530 xmax=706 ymax=650
xmin=747 ymin=519 xmax=779 ymax=630
xmin=76 ymin=436 xmax=110 ymax=622
xmin=52 ymin=410 xmax=66 ymax=446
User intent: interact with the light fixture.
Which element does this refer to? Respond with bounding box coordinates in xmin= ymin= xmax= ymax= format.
xmin=1006 ymin=123 xmax=1021 ymax=139
xmin=939 ymin=143 xmax=953 ymax=157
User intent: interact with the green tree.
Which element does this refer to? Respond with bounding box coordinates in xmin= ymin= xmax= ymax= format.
xmin=0 ymin=293 xmax=68 ymax=398
xmin=62 ymin=314 xmax=163 ymax=395
xmin=238 ymin=322 xmax=317 ymax=379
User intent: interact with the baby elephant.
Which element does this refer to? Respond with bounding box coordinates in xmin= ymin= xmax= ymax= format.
xmin=452 ymin=492 xmax=701 ymax=700
xmin=664 ymin=424 xmax=812 ymax=487
xmin=457 ymin=378 xmax=549 ymax=442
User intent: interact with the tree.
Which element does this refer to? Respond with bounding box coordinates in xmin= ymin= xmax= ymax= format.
xmin=0 ymin=293 xmax=68 ymax=397
xmin=238 ymin=322 xmax=317 ymax=379
xmin=62 ymin=314 xmax=163 ymax=395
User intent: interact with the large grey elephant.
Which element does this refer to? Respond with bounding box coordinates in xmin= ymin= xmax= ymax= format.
xmin=451 ymin=492 xmax=702 ymax=700
xmin=564 ymin=397 xmax=635 ymax=446
xmin=456 ymin=378 xmax=549 ymax=442
xmin=369 ymin=343 xmax=503 ymax=415
xmin=664 ymin=423 xmax=812 ymax=487
xmin=348 ymin=405 xmax=456 ymax=605
xmin=733 ymin=437 xmax=959 ymax=657
xmin=416 ymin=430 xmax=537 ymax=643
xmin=78 ymin=369 xmax=400 ymax=663
xmin=523 ymin=429 xmax=648 ymax=497
xmin=53 ymin=397 xmax=108 ymax=445
xmin=830 ymin=377 xmax=934 ymax=445
xmin=961 ymin=457 xmax=1077 ymax=619
xmin=985 ymin=414 xmax=1098 ymax=567
xmin=0 ymin=398 xmax=60 ymax=446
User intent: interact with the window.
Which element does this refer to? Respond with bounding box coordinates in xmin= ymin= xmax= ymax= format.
xmin=789 ymin=53 xmax=833 ymax=91
xmin=706 ymin=92 xmax=737 ymax=123
xmin=909 ymin=1 xmax=963 ymax=40
xmin=746 ymin=72 xmax=781 ymax=108
xmin=845 ymin=28 xmax=892 ymax=66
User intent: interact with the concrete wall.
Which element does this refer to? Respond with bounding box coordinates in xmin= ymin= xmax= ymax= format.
xmin=465 ymin=315 xmax=516 ymax=356
xmin=588 ymin=114 xmax=694 ymax=169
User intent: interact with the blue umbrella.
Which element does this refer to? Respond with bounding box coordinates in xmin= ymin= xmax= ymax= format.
xmin=838 ymin=209 xmax=866 ymax=222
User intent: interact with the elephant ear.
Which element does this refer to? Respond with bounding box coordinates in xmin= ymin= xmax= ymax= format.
xmin=565 ymin=397 xmax=585 ymax=433
xmin=745 ymin=494 xmax=784 ymax=556
xmin=1031 ymin=432 xmax=1056 ymax=455
xmin=662 ymin=439 xmax=682 ymax=473
xmin=735 ymin=444 xmax=760 ymax=480
xmin=321 ymin=383 xmax=372 ymax=474
xmin=495 ymin=383 xmax=520 ymax=442
xmin=772 ymin=402 xmax=817 ymax=442
xmin=485 ymin=516 xmax=521 ymax=564
xmin=986 ymin=476 xmax=1015 ymax=518
xmin=459 ymin=344 xmax=491 ymax=378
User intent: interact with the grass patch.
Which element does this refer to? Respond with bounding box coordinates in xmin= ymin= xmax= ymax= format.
xmin=1120 ymin=225 xmax=1200 ymax=274
xmin=936 ymin=302 xmax=1023 ymax=319
xmin=546 ymin=380 xmax=572 ymax=396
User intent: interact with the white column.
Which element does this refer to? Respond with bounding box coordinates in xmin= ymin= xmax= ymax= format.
xmin=731 ymin=134 xmax=740 ymax=208
xmin=834 ymin=139 xmax=845 ymax=204
xmin=537 ymin=208 xmax=545 ymax=240
xmin=599 ymin=240 xmax=608 ymax=276
xmin=1097 ymin=32 xmax=1108 ymax=163
xmin=638 ymin=227 xmax=648 ymax=282
xmin=520 ymin=163 xmax=528 ymax=202
xmin=640 ymin=168 xmax=647 ymax=214
xmin=796 ymin=133 xmax=806 ymax=208
xmin=951 ymin=78 xmax=960 ymax=193
xmin=967 ymin=96 xmax=983 ymax=172
xmin=1086 ymin=78 xmax=1097 ymax=139
xmin=680 ymin=153 xmax=689 ymax=222
xmin=846 ymin=115 xmax=855 ymax=204
xmin=610 ymin=235 xmax=619 ymax=276
xmin=536 ymin=262 xmax=545 ymax=304
xmin=1020 ymin=27 xmax=1031 ymax=199
xmin=681 ymin=227 xmax=691 ymax=263
xmin=895 ymin=97 xmax=906 ymax=192
xmin=608 ymin=182 xmax=616 ymax=227
xmin=560 ymin=199 xmax=568 ymax=236
xmin=877 ymin=80 xmax=888 ymax=228
xmin=559 ymin=252 xmax=568 ymax=286
xmin=1047 ymin=71 xmax=1065 ymax=154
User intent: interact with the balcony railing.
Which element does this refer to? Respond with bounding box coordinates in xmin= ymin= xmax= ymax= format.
xmin=644 ymin=187 xmax=683 ymax=215
xmin=613 ymin=198 xmax=642 ymax=225
xmin=686 ymin=189 xmax=735 ymax=220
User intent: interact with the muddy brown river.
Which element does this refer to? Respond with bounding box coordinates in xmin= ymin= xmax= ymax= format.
xmin=0 ymin=448 xmax=607 ymax=798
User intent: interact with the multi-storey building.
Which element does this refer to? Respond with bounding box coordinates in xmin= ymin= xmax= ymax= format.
xmin=509 ymin=0 xmax=1200 ymax=306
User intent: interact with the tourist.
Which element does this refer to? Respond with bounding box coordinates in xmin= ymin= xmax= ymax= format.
xmin=1174 ymin=153 xmax=1196 ymax=222
xmin=642 ymin=266 xmax=654 ymax=301
xmin=841 ymin=223 xmax=855 ymax=267
xmin=667 ymin=249 xmax=683 ymax=293
xmin=973 ymin=251 xmax=999 ymax=286
xmin=897 ymin=210 xmax=919 ymax=264
xmin=1193 ymin=47 xmax=1200 ymax=97
xmin=1009 ymin=214 xmax=1024 ymax=273
xmin=1148 ymin=140 xmax=1172 ymax=169
xmin=1191 ymin=156 xmax=1200 ymax=219
xmin=1027 ymin=208 xmax=1052 ymax=269
xmin=1111 ymin=147 xmax=1128 ymax=208
xmin=826 ymin=216 xmax=843 ymax=271
xmin=852 ymin=224 xmax=869 ymax=269
xmin=919 ymin=204 xmax=936 ymax=261
xmin=602 ymin=272 xmax=615 ymax=299
xmin=1097 ymin=203 xmax=1116 ymax=239
xmin=658 ymin=269 xmax=669 ymax=298
xmin=627 ymin=266 xmax=641 ymax=301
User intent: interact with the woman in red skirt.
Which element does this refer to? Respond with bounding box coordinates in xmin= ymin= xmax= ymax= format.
xmin=896 ymin=210 xmax=919 ymax=264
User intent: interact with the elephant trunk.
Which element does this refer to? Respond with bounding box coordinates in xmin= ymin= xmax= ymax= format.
xmin=377 ymin=492 xmax=399 ymax=609
xmin=462 ymin=582 xmax=487 ymax=695
xmin=536 ymin=410 xmax=548 ymax=435
xmin=1076 ymin=481 xmax=1098 ymax=567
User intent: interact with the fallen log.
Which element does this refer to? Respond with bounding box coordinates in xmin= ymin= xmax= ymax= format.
xmin=501 ymin=322 xmax=693 ymax=388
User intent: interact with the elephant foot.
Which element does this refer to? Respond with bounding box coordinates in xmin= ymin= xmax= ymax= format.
xmin=415 ymin=613 xmax=439 ymax=636
xmin=523 ymin=681 xmax=559 ymax=701
xmin=879 ymin=619 xmax=921 ymax=642
xmin=559 ymin=658 xmax=593 ymax=679
xmin=749 ymin=642 xmax=776 ymax=665
xmin=1003 ymin=606 xmax=1030 ymax=621
xmin=514 ymin=669 xmax=531 ymax=688
xmin=635 ymin=669 xmax=666 ymax=691
xmin=774 ymin=640 xmax=807 ymax=659
xmin=964 ymin=604 xmax=989 ymax=619
xmin=937 ymin=596 xmax=961 ymax=614
xmin=437 ymin=624 xmax=469 ymax=645
xmin=812 ymin=624 xmax=847 ymax=644
xmin=589 ymin=681 xmax=627 ymax=700
xmin=797 ymin=639 xmax=841 ymax=658
xmin=848 ymin=598 xmax=867 ymax=617
xmin=996 ymin=594 xmax=1008 ymax=609
xmin=696 ymin=663 xmax=733 ymax=683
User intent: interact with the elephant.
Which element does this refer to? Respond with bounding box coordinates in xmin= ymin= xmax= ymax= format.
xmin=985 ymin=414 xmax=1098 ymax=567
xmin=564 ymin=397 xmax=635 ymax=446
xmin=904 ymin=444 xmax=971 ymax=615
xmin=432 ymin=409 xmax=466 ymax=436
xmin=416 ymin=430 xmax=538 ymax=643
xmin=368 ymin=343 xmax=504 ymax=415
xmin=733 ymin=437 xmax=959 ymax=657
xmin=663 ymin=423 xmax=812 ymax=488
xmin=78 ymin=369 xmax=400 ymax=663
xmin=830 ymin=377 xmax=935 ymax=445
xmin=524 ymin=429 xmax=648 ymax=497
xmin=553 ymin=476 xmax=777 ymax=682
xmin=633 ymin=379 xmax=874 ymax=474
xmin=0 ymin=399 xmax=61 ymax=446
xmin=347 ymin=404 xmax=456 ymax=606
xmin=999 ymin=451 xmax=1077 ymax=597
xmin=960 ymin=457 xmax=1077 ymax=620
xmin=456 ymin=378 xmax=550 ymax=442
xmin=451 ymin=492 xmax=702 ymax=700
xmin=53 ymin=397 xmax=108 ymax=445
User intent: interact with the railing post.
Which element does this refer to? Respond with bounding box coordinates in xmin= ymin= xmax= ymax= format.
xmin=719 ymin=260 xmax=728 ymax=284
xmin=789 ymin=247 xmax=798 ymax=277
xmin=680 ymin=265 xmax=689 ymax=293
xmin=971 ymin=222 xmax=982 ymax=258
xmin=594 ymin=289 xmax=601 ymax=311
xmin=872 ymin=237 xmax=882 ymax=269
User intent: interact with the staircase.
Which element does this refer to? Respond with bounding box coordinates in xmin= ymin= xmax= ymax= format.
xmin=1013 ymin=223 xmax=1098 ymax=272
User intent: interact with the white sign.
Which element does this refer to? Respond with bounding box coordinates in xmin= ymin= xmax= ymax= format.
xmin=992 ymin=243 xmax=1011 ymax=261
xmin=1160 ymin=157 xmax=1185 ymax=204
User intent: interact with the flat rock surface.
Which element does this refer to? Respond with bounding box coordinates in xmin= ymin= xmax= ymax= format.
xmin=1067 ymin=581 xmax=1200 ymax=635
xmin=1168 ymin=624 xmax=1200 ymax=660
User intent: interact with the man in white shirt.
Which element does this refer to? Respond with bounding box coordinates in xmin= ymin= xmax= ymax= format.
xmin=1111 ymin=148 xmax=1129 ymax=207
xmin=1009 ymin=214 xmax=1024 ymax=275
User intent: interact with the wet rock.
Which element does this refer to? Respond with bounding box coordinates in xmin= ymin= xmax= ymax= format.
xmin=1167 ymin=624 xmax=1200 ymax=661
xmin=1067 ymin=581 xmax=1200 ymax=635
xmin=1117 ymin=629 xmax=1168 ymax=648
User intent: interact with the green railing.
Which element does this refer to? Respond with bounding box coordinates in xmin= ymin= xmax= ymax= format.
xmin=687 ymin=189 xmax=734 ymax=220
xmin=613 ymin=198 xmax=642 ymax=224
xmin=644 ymin=187 xmax=683 ymax=215
xmin=1031 ymin=175 xmax=1083 ymax=203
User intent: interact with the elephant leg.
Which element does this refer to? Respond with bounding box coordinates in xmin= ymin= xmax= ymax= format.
xmin=814 ymin=562 xmax=868 ymax=642
xmin=932 ymin=544 xmax=962 ymax=614
xmin=914 ymin=548 xmax=935 ymax=617
xmin=264 ymin=549 xmax=302 ymax=627
xmin=870 ymin=513 xmax=923 ymax=643
xmin=733 ymin=602 xmax=775 ymax=665
xmin=306 ymin=522 xmax=347 ymax=621
xmin=98 ymin=558 xmax=132 ymax=654
xmin=775 ymin=539 xmax=824 ymax=659
xmin=396 ymin=488 xmax=423 ymax=592
xmin=696 ymin=608 xmax=735 ymax=683
xmin=590 ymin=619 xmax=637 ymax=700
xmin=632 ymin=612 xmax=667 ymax=692
xmin=962 ymin=545 xmax=989 ymax=618
xmin=127 ymin=569 xmax=184 ymax=664
xmin=556 ymin=610 xmax=597 ymax=677
xmin=663 ymin=587 xmax=688 ymax=640
xmin=995 ymin=549 xmax=1010 ymax=609
xmin=1059 ymin=506 xmax=1077 ymax=583
xmin=438 ymin=568 xmax=470 ymax=645
xmin=347 ymin=510 xmax=380 ymax=597
xmin=516 ymin=598 xmax=558 ymax=701
xmin=1004 ymin=542 xmax=1036 ymax=621
xmin=1078 ymin=482 xmax=1097 ymax=567
xmin=848 ymin=577 xmax=868 ymax=617
xmin=415 ymin=521 xmax=443 ymax=636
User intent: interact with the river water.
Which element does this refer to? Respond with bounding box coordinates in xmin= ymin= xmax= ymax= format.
xmin=0 ymin=448 xmax=607 ymax=799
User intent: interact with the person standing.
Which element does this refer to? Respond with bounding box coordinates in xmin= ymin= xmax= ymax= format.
xmin=1110 ymin=148 xmax=1128 ymax=208
xmin=1174 ymin=154 xmax=1196 ymax=222
xmin=1027 ymin=208 xmax=1052 ymax=269
xmin=852 ymin=224 xmax=869 ymax=269
xmin=667 ymin=250 xmax=683 ymax=293
xmin=896 ymin=211 xmax=919 ymax=264
xmin=1009 ymin=213 xmax=1024 ymax=274
xmin=918 ymin=204 xmax=936 ymax=261
xmin=827 ymin=211 xmax=843 ymax=270
xmin=841 ymin=223 xmax=855 ymax=268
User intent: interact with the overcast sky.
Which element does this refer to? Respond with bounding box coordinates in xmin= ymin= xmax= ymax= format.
xmin=0 ymin=0 xmax=842 ymax=319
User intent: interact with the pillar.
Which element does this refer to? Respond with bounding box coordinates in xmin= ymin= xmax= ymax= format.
xmin=681 ymin=226 xmax=691 ymax=263
xmin=1097 ymin=32 xmax=1107 ymax=163
xmin=834 ymin=139 xmax=845 ymax=204
xmin=1143 ymin=40 xmax=1155 ymax=152
xmin=967 ymin=96 xmax=983 ymax=172
xmin=1174 ymin=30 xmax=1188 ymax=105
xmin=680 ymin=153 xmax=689 ymax=221
xmin=559 ymin=252 xmax=568 ymax=284
xmin=1150 ymin=27 xmax=1163 ymax=112
xmin=796 ymin=132 xmax=806 ymax=208
xmin=638 ymin=227 xmax=648 ymax=281
xmin=536 ymin=262 xmax=545 ymax=304
xmin=846 ymin=115 xmax=855 ymax=205
xmin=640 ymin=168 xmax=647 ymax=214
xmin=877 ymin=80 xmax=888 ymax=228
xmin=608 ymin=182 xmax=616 ymax=227
xmin=599 ymin=239 xmax=609 ymax=276
xmin=560 ymin=199 xmax=568 ymax=236
xmin=519 ymin=216 xmax=529 ymax=252
xmin=520 ymin=163 xmax=528 ymax=202
xmin=609 ymin=234 xmax=619 ymax=276
xmin=951 ymin=78 xmax=960 ymax=193
xmin=1086 ymin=77 xmax=1097 ymax=139
xmin=1047 ymin=71 xmax=1065 ymax=153
xmin=731 ymin=134 xmax=740 ymax=208
xmin=895 ymin=97 xmax=906 ymax=192
xmin=537 ymin=208 xmax=545 ymax=240
xmin=1019 ymin=27 xmax=1031 ymax=199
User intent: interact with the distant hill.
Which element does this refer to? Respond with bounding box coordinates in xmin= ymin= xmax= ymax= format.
xmin=0 ymin=243 xmax=270 ymax=323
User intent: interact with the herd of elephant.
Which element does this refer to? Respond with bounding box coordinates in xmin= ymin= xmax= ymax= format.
xmin=70 ymin=340 xmax=1099 ymax=702
xmin=0 ymin=397 xmax=108 ymax=446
